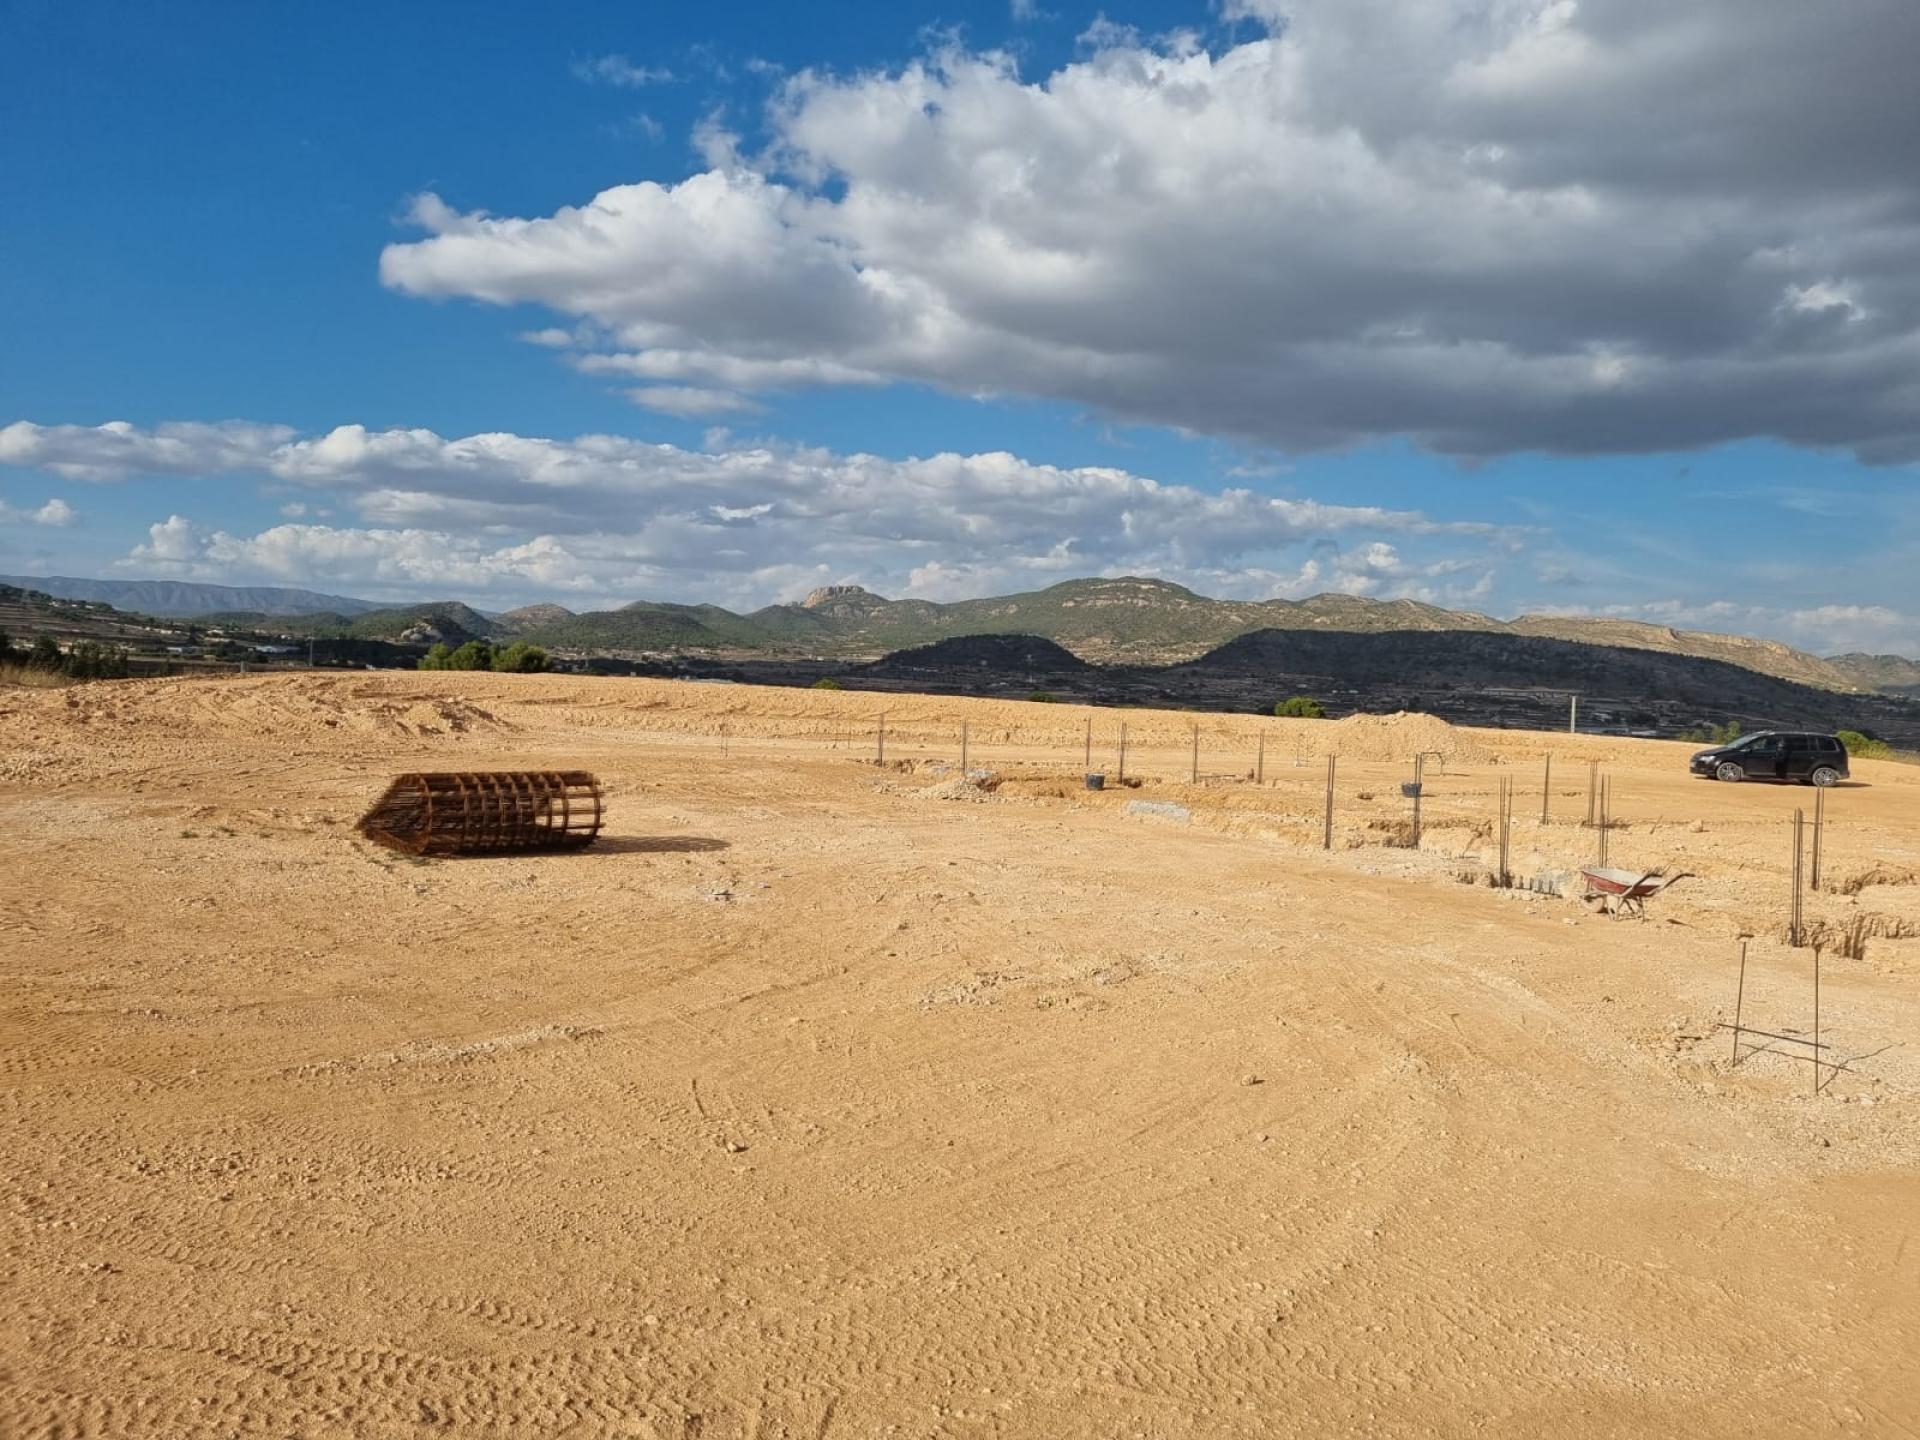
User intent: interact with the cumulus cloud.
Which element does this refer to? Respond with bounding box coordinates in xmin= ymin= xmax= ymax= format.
xmin=130 ymin=517 xmax=598 ymax=595
xmin=0 ymin=420 xmax=294 ymax=480
xmin=4 ymin=416 xmax=1513 ymax=608
xmin=0 ymin=496 xmax=76 ymax=526
xmin=379 ymin=1 xmax=1920 ymax=460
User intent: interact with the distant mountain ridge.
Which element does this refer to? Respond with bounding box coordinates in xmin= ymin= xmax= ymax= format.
xmin=0 ymin=575 xmax=382 ymax=618
xmin=16 ymin=572 xmax=1909 ymax=695
xmin=1826 ymin=652 xmax=1920 ymax=696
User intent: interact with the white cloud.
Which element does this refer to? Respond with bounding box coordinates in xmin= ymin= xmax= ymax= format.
xmin=571 ymin=54 xmax=673 ymax=88
xmin=0 ymin=420 xmax=293 ymax=480
xmin=379 ymin=3 xmax=1920 ymax=460
xmin=4 ymin=416 xmax=1514 ymax=609
xmin=0 ymin=496 xmax=76 ymax=526
xmin=625 ymin=386 xmax=762 ymax=417
xmin=134 ymin=514 xmax=203 ymax=562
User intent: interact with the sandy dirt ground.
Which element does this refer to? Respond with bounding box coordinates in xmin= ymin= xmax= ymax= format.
xmin=3 ymin=671 xmax=1918 ymax=1438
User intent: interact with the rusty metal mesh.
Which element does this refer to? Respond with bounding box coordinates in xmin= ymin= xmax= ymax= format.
xmin=356 ymin=771 xmax=604 ymax=856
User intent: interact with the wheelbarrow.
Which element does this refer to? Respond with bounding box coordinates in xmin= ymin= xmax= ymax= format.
xmin=1580 ymin=866 xmax=1690 ymax=917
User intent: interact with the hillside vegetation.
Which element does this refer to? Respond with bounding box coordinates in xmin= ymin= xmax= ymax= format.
xmin=200 ymin=576 xmax=1892 ymax=693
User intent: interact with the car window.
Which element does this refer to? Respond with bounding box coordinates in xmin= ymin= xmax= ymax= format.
xmin=1819 ymin=737 xmax=1842 ymax=753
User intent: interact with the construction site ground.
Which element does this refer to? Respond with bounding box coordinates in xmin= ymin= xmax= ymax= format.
xmin=3 ymin=672 xmax=1917 ymax=1437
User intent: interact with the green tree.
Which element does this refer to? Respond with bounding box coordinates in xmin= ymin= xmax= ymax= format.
xmin=1836 ymin=729 xmax=1891 ymax=759
xmin=447 ymin=640 xmax=494 ymax=670
xmin=491 ymin=641 xmax=551 ymax=674
xmin=810 ymin=676 xmax=844 ymax=690
xmin=1274 ymin=696 xmax=1326 ymax=719
xmin=418 ymin=642 xmax=455 ymax=671
xmin=29 ymin=636 xmax=62 ymax=670
xmin=1026 ymin=690 xmax=1060 ymax=703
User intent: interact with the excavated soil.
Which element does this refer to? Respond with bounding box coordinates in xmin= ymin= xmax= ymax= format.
xmin=3 ymin=671 xmax=1918 ymax=1438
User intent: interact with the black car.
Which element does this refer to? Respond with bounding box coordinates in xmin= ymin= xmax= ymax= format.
xmin=1689 ymin=731 xmax=1848 ymax=786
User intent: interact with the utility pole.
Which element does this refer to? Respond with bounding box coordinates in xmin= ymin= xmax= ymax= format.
xmin=1568 ymin=694 xmax=1578 ymax=733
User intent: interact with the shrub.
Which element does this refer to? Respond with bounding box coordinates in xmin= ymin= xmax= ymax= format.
xmin=0 ymin=662 xmax=73 ymax=689
xmin=62 ymin=642 xmax=128 ymax=679
xmin=419 ymin=640 xmax=498 ymax=671
xmin=1026 ymin=690 xmax=1060 ymax=703
xmin=491 ymin=641 xmax=551 ymax=674
xmin=1679 ymin=721 xmax=1744 ymax=745
xmin=3 ymin=636 xmax=127 ymax=681
xmin=1836 ymin=729 xmax=1891 ymax=759
xmin=447 ymin=640 xmax=495 ymax=670
xmin=1274 ymin=696 xmax=1326 ymax=719
xmin=810 ymin=677 xmax=844 ymax=690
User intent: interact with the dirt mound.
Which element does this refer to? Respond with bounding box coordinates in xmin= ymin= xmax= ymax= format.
xmin=0 ymin=676 xmax=516 ymax=773
xmin=1324 ymin=710 xmax=1490 ymax=764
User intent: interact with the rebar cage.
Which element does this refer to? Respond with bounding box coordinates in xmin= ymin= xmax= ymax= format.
xmin=356 ymin=771 xmax=604 ymax=856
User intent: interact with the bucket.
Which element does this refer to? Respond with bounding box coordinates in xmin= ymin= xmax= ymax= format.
xmin=1400 ymin=781 xmax=1423 ymax=798
xmin=1085 ymin=773 xmax=1106 ymax=791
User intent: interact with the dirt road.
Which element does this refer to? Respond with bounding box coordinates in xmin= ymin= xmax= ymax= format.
xmin=3 ymin=673 xmax=1917 ymax=1436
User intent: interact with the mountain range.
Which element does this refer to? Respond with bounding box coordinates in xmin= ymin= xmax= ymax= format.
xmin=6 ymin=571 xmax=1912 ymax=697
xmin=215 ymin=576 xmax=1909 ymax=695
xmin=0 ymin=574 xmax=382 ymax=618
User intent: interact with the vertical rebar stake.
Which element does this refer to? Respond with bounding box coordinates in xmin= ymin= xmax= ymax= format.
xmin=1731 ymin=939 xmax=1748 ymax=1064
xmin=1498 ymin=775 xmax=1512 ymax=887
xmin=1542 ymin=753 xmax=1552 ymax=825
xmin=1323 ymin=755 xmax=1336 ymax=850
xmin=1118 ymin=722 xmax=1127 ymax=786
xmin=877 ymin=711 xmax=886 ymax=767
xmin=1411 ymin=754 xmax=1424 ymax=848
xmin=1083 ymin=717 xmax=1091 ymax=773
xmin=961 ymin=719 xmax=969 ymax=777
xmin=1586 ymin=759 xmax=1598 ymax=827
xmin=1191 ymin=725 xmax=1200 ymax=785
xmin=1790 ymin=810 xmax=1804 ymax=947
xmin=1811 ymin=787 xmax=1825 ymax=893
xmin=1257 ymin=731 xmax=1265 ymax=786
xmin=1813 ymin=945 xmax=1822 ymax=1096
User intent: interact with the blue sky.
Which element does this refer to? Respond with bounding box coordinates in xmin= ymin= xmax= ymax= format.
xmin=2 ymin=0 xmax=1917 ymax=655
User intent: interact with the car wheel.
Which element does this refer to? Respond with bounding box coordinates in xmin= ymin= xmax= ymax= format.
xmin=1715 ymin=761 xmax=1744 ymax=782
xmin=1811 ymin=766 xmax=1840 ymax=787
